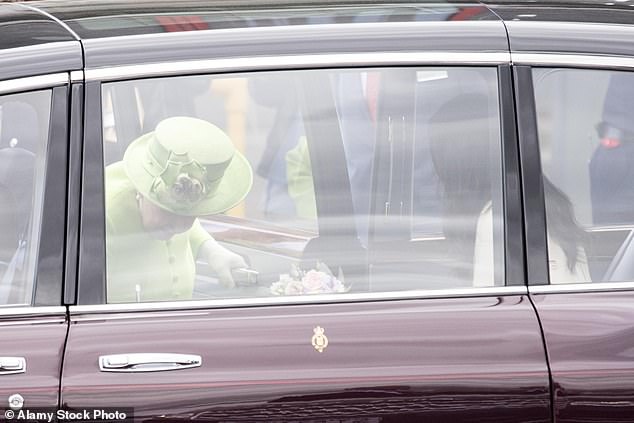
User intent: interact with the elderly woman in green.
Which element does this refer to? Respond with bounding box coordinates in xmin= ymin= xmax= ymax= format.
xmin=106 ymin=116 xmax=252 ymax=303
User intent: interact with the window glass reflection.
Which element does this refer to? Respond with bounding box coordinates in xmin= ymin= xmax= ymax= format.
xmin=102 ymin=67 xmax=504 ymax=303
xmin=0 ymin=90 xmax=51 ymax=305
xmin=534 ymin=68 xmax=634 ymax=284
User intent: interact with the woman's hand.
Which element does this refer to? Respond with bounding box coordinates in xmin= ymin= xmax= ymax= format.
xmin=199 ymin=239 xmax=248 ymax=288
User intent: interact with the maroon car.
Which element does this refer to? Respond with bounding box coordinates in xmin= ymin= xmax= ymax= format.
xmin=1 ymin=0 xmax=634 ymax=421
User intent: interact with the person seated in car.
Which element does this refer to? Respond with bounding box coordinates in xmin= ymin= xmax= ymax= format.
xmin=105 ymin=116 xmax=253 ymax=303
xmin=428 ymin=94 xmax=590 ymax=286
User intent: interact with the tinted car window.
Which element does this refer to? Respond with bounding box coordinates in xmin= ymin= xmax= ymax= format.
xmin=0 ymin=90 xmax=51 ymax=305
xmin=534 ymin=68 xmax=634 ymax=284
xmin=102 ymin=67 xmax=503 ymax=303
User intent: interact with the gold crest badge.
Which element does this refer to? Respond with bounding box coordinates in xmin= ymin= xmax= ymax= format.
xmin=311 ymin=326 xmax=328 ymax=353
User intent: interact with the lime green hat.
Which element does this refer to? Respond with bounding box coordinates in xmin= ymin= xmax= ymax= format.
xmin=123 ymin=116 xmax=253 ymax=216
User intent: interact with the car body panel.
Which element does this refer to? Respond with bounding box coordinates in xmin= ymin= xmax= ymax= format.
xmin=483 ymin=0 xmax=634 ymax=25
xmin=0 ymin=42 xmax=82 ymax=82
xmin=0 ymin=309 xmax=66 ymax=408
xmin=0 ymin=70 xmax=71 ymax=406
xmin=484 ymin=1 xmax=634 ymax=57
xmin=62 ymin=295 xmax=550 ymax=421
xmin=0 ymin=3 xmax=81 ymax=81
xmin=1 ymin=0 xmax=634 ymax=420
xmin=531 ymin=291 xmax=634 ymax=422
xmin=512 ymin=33 xmax=634 ymax=419
xmin=505 ymin=21 xmax=634 ymax=58
xmin=0 ymin=3 xmax=76 ymax=49
xmin=79 ymin=21 xmax=509 ymax=70
xmin=63 ymin=43 xmax=550 ymax=419
xmin=34 ymin=0 xmax=498 ymax=39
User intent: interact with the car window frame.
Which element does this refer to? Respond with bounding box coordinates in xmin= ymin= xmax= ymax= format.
xmin=0 ymin=73 xmax=70 ymax=308
xmin=513 ymin=53 xmax=634 ymax=291
xmin=75 ymin=54 xmax=527 ymax=308
xmin=62 ymin=78 xmax=84 ymax=305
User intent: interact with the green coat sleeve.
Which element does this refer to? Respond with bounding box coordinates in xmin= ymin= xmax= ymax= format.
xmin=189 ymin=219 xmax=213 ymax=258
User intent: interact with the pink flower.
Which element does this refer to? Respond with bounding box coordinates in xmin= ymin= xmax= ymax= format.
xmin=302 ymin=270 xmax=331 ymax=294
xmin=270 ymin=267 xmax=347 ymax=296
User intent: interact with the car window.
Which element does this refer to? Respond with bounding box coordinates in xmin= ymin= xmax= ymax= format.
xmin=534 ymin=68 xmax=634 ymax=284
xmin=0 ymin=90 xmax=51 ymax=305
xmin=102 ymin=67 xmax=503 ymax=303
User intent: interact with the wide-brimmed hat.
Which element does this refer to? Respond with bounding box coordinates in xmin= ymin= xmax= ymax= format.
xmin=123 ymin=116 xmax=252 ymax=216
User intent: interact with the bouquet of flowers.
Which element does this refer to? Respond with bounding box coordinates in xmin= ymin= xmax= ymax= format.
xmin=270 ymin=262 xmax=348 ymax=296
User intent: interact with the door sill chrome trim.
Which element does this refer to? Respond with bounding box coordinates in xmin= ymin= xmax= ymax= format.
xmin=71 ymin=286 xmax=527 ymax=314
xmin=530 ymin=281 xmax=634 ymax=294
xmin=0 ymin=306 xmax=66 ymax=318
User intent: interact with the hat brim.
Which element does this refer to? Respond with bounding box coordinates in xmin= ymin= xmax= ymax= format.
xmin=123 ymin=132 xmax=253 ymax=216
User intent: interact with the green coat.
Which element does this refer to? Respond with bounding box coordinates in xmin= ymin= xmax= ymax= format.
xmin=105 ymin=162 xmax=211 ymax=303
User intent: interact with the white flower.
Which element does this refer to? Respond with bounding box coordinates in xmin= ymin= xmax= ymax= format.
xmin=269 ymin=281 xmax=287 ymax=296
xmin=331 ymin=278 xmax=346 ymax=293
xmin=284 ymin=280 xmax=305 ymax=295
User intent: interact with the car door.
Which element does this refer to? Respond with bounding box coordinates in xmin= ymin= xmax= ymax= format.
xmin=0 ymin=3 xmax=82 ymax=419
xmin=0 ymin=4 xmax=81 ymax=413
xmin=0 ymin=73 xmax=72 ymax=410
xmin=517 ymin=57 xmax=634 ymax=422
xmin=59 ymin=52 xmax=552 ymax=421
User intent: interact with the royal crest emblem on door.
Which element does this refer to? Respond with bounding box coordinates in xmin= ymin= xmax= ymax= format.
xmin=311 ymin=326 xmax=328 ymax=353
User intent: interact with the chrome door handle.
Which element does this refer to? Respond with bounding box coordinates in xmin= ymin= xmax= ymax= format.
xmin=99 ymin=353 xmax=201 ymax=373
xmin=0 ymin=357 xmax=26 ymax=375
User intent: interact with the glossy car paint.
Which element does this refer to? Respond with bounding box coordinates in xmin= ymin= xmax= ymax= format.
xmin=79 ymin=21 xmax=508 ymax=70
xmin=1 ymin=0 xmax=634 ymax=420
xmin=0 ymin=3 xmax=75 ymax=49
xmin=0 ymin=1 xmax=73 ymax=406
xmin=0 ymin=41 xmax=82 ymax=82
xmin=0 ymin=4 xmax=81 ymax=81
xmin=63 ymin=296 xmax=549 ymax=421
xmin=506 ymin=8 xmax=634 ymax=418
xmin=0 ymin=310 xmax=66 ymax=408
xmin=484 ymin=1 xmax=634 ymax=57
xmin=531 ymin=292 xmax=634 ymax=422
xmin=37 ymin=1 xmax=498 ymax=39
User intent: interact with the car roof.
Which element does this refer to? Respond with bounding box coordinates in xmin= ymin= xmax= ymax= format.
xmin=2 ymin=0 xmax=634 ymax=45
xmin=2 ymin=1 xmax=497 ymax=41
xmin=482 ymin=0 xmax=634 ymax=25
xmin=1 ymin=0 xmax=633 ymax=46
xmin=0 ymin=2 xmax=76 ymax=50
xmin=1 ymin=0 xmax=634 ymax=81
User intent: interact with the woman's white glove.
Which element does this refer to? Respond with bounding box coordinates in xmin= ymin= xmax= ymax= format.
xmin=199 ymin=239 xmax=247 ymax=288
